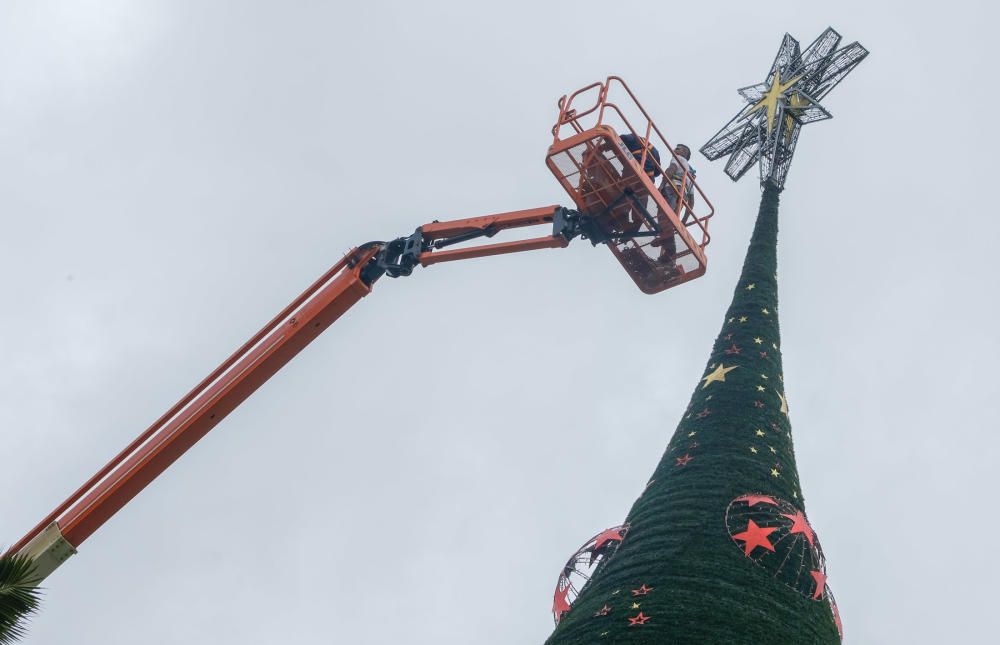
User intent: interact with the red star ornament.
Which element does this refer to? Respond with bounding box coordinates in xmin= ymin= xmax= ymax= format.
xmin=831 ymin=596 xmax=843 ymax=637
xmin=735 ymin=494 xmax=778 ymax=507
xmin=553 ymin=585 xmax=572 ymax=620
xmin=696 ymin=408 xmax=711 ymax=419
xmin=592 ymin=527 xmax=626 ymax=552
xmin=628 ymin=611 xmax=651 ymax=626
xmin=781 ymin=511 xmax=815 ymax=546
xmin=631 ymin=584 xmax=654 ymax=596
xmin=725 ymin=343 xmax=742 ymax=355
xmin=594 ymin=604 xmax=612 ymax=617
xmin=810 ymin=570 xmax=827 ymax=600
xmin=675 ymin=454 xmax=694 ymax=466
xmin=732 ymin=519 xmax=778 ymax=556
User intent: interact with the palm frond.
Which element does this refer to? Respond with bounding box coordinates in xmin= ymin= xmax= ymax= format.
xmin=0 ymin=552 xmax=41 ymax=644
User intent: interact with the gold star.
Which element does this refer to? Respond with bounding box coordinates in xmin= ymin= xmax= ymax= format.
xmin=739 ymin=316 xmax=748 ymax=323
xmin=771 ymin=468 xmax=781 ymax=477
xmin=746 ymin=283 xmax=756 ymax=290
xmin=728 ymin=317 xmax=735 ymax=323
xmin=751 ymin=71 xmax=803 ymax=133
xmin=760 ymin=374 xmax=768 ymax=380
xmin=706 ymin=394 xmax=713 ymax=400
xmin=769 ymin=446 xmax=777 ymax=454
xmin=688 ymin=431 xmax=697 ymax=437
xmin=772 ymin=342 xmax=778 ymax=350
xmin=749 ymin=446 xmax=758 ymax=454
xmin=783 ymin=113 xmax=796 ymax=142
xmin=755 ymin=429 xmax=765 ymax=437
xmin=631 ymin=602 xmax=641 ymax=609
xmin=612 ymin=589 xmax=620 ymax=595
xmin=754 ymin=337 xmax=763 ymax=345
xmin=761 ymin=307 xmax=770 ymax=315
xmin=792 ymin=491 xmax=798 ymax=499
xmin=702 ymin=363 xmax=738 ymax=389
xmin=756 ymin=385 xmax=765 ymax=392
xmin=777 ymin=391 xmax=789 ymax=415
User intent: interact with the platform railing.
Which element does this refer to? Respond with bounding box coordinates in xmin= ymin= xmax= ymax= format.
xmin=552 ymin=76 xmax=714 ymax=252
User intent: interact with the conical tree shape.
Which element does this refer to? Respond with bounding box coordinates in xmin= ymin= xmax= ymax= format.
xmin=547 ymin=183 xmax=840 ymax=643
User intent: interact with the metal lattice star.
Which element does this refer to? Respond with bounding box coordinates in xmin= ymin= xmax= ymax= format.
xmin=700 ymin=27 xmax=868 ymax=189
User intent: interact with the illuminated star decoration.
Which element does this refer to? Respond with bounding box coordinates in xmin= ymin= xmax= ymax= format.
xmin=782 ymin=511 xmax=815 ymax=546
xmin=700 ymin=27 xmax=868 ymax=189
xmin=810 ymin=570 xmax=828 ymax=600
xmin=628 ymin=612 xmax=651 ymax=626
xmin=552 ymin=584 xmax=572 ymax=622
xmin=735 ymin=494 xmax=777 ymax=507
xmin=588 ymin=527 xmax=627 ymax=565
xmin=731 ymin=519 xmax=778 ymax=556
xmin=631 ymin=584 xmax=654 ymax=596
xmin=702 ymin=363 xmax=738 ymax=388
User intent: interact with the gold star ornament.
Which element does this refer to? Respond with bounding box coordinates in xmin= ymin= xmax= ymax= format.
xmin=702 ymin=363 xmax=738 ymax=389
xmin=777 ymin=391 xmax=789 ymax=415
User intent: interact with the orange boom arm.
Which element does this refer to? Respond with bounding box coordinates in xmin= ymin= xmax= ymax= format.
xmin=11 ymin=75 xmax=717 ymax=585
xmin=10 ymin=204 xmax=599 ymax=578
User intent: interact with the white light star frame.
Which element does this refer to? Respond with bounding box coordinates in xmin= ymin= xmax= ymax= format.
xmin=700 ymin=27 xmax=868 ymax=190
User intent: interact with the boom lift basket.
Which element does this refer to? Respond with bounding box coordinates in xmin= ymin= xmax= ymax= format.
xmin=546 ymin=77 xmax=714 ymax=294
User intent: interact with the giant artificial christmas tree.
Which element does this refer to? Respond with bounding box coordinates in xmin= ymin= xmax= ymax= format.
xmin=546 ymin=28 xmax=866 ymax=644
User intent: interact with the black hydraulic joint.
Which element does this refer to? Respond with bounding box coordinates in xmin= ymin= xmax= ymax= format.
xmin=359 ymin=229 xmax=425 ymax=285
xmin=552 ymin=207 xmax=584 ymax=243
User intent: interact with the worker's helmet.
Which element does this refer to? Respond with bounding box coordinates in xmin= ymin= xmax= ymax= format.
xmin=674 ymin=144 xmax=691 ymax=160
xmin=619 ymin=133 xmax=662 ymax=178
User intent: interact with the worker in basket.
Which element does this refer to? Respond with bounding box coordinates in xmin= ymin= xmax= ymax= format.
xmin=577 ymin=132 xmax=655 ymax=236
xmin=607 ymin=133 xmax=662 ymax=236
xmin=653 ymin=143 xmax=697 ymax=275
xmin=619 ymin=133 xmax=662 ymax=180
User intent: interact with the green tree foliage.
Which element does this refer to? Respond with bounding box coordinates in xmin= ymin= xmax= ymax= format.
xmin=0 ymin=553 xmax=41 ymax=644
xmin=546 ymin=183 xmax=840 ymax=644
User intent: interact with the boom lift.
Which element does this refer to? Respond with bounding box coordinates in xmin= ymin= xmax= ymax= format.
xmin=8 ymin=77 xmax=714 ymax=583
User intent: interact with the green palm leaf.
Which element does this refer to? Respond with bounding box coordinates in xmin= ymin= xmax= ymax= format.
xmin=0 ymin=553 xmax=41 ymax=644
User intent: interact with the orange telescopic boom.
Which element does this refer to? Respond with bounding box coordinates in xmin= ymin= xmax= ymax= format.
xmin=9 ymin=76 xmax=714 ymax=582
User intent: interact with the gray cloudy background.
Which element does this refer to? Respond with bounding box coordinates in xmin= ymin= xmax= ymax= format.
xmin=1 ymin=1 xmax=997 ymax=643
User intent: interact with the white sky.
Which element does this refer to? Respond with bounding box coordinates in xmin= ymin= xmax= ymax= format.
xmin=1 ymin=1 xmax=997 ymax=643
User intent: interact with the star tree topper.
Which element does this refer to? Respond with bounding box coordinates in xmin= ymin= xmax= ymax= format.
xmin=700 ymin=27 xmax=868 ymax=190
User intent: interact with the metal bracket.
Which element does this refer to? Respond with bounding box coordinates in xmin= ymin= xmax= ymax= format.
xmin=17 ymin=521 xmax=77 ymax=582
xmin=359 ymin=230 xmax=425 ymax=285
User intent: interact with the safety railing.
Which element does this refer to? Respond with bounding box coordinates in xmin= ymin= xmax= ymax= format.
xmin=551 ymin=76 xmax=714 ymax=254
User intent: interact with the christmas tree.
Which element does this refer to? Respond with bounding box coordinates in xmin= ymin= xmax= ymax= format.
xmin=545 ymin=28 xmax=865 ymax=643
xmin=545 ymin=182 xmax=840 ymax=643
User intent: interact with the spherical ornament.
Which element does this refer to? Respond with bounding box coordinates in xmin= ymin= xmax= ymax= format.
xmin=725 ymin=494 xmax=832 ymax=601
xmin=551 ymin=525 xmax=629 ymax=624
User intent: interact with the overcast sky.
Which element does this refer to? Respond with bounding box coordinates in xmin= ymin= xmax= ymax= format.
xmin=1 ymin=1 xmax=998 ymax=643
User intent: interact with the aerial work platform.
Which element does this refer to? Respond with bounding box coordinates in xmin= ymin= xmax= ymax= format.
xmin=546 ymin=77 xmax=713 ymax=294
xmin=8 ymin=76 xmax=718 ymax=598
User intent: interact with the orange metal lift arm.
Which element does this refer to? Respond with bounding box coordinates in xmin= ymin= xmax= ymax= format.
xmin=11 ymin=204 xmax=593 ymax=579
